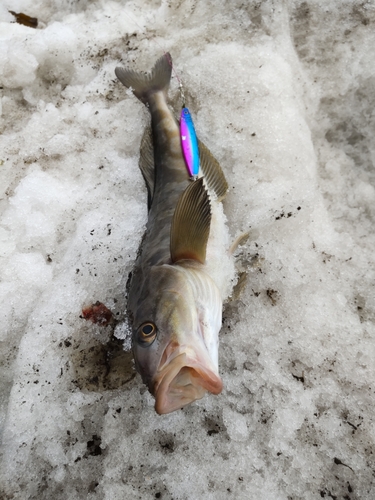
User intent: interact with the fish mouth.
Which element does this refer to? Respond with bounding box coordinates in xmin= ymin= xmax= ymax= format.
xmin=153 ymin=345 xmax=223 ymax=415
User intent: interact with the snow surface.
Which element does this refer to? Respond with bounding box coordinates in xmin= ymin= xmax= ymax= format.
xmin=1 ymin=1 xmax=375 ymax=499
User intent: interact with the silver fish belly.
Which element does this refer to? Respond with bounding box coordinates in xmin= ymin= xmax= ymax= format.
xmin=116 ymin=53 xmax=231 ymax=414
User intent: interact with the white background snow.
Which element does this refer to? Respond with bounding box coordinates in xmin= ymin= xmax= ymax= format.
xmin=1 ymin=0 xmax=375 ymax=499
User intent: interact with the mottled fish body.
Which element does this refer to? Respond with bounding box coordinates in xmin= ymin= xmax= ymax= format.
xmin=115 ymin=54 xmax=234 ymax=414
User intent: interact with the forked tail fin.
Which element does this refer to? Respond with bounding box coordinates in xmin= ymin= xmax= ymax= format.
xmin=115 ymin=53 xmax=172 ymax=104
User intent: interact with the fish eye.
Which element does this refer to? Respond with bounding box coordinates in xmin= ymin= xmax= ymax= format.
xmin=137 ymin=322 xmax=157 ymax=345
xmin=183 ymin=109 xmax=189 ymax=115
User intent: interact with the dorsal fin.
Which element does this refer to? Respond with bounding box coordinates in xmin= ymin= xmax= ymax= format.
xmin=198 ymin=140 xmax=228 ymax=201
xmin=139 ymin=125 xmax=154 ymax=210
xmin=170 ymin=178 xmax=211 ymax=264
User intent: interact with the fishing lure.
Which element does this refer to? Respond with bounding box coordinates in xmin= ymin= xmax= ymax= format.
xmin=180 ymin=107 xmax=200 ymax=178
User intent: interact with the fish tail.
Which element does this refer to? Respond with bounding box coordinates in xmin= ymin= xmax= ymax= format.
xmin=115 ymin=53 xmax=172 ymax=104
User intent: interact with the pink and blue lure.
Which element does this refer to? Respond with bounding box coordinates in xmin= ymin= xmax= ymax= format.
xmin=180 ymin=107 xmax=200 ymax=178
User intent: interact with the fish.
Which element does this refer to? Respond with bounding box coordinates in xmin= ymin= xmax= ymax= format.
xmin=115 ymin=53 xmax=233 ymax=414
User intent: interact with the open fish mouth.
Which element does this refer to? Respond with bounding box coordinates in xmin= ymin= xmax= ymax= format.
xmin=153 ymin=346 xmax=223 ymax=415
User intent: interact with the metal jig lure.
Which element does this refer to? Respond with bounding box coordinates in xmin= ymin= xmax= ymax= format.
xmin=180 ymin=107 xmax=200 ymax=178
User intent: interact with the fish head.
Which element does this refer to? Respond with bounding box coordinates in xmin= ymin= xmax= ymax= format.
xmin=132 ymin=265 xmax=223 ymax=414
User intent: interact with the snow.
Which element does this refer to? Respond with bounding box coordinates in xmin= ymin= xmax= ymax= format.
xmin=1 ymin=0 xmax=375 ymax=499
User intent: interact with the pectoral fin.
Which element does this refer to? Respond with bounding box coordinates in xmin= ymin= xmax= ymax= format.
xmin=170 ymin=178 xmax=211 ymax=264
xmin=229 ymin=231 xmax=250 ymax=255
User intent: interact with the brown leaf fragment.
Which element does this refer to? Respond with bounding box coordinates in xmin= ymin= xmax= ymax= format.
xmin=9 ymin=11 xmax=38 ymax=28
